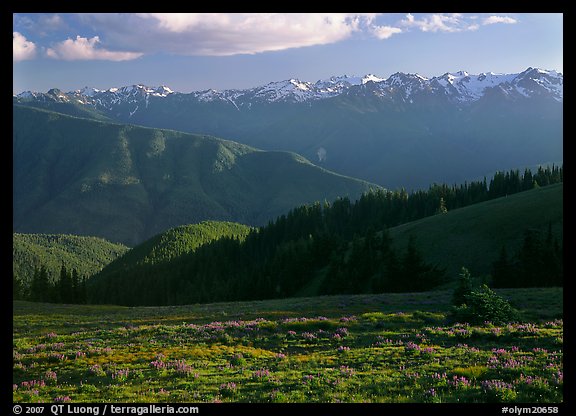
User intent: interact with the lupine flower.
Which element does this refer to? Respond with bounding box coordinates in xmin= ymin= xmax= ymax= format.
xmin=150 ymin=360 xmax=166 ymax=370
xmin=170 ymin=359 xmax=193 ymax=375
xmin=340 ymin=365 xmax=355 ymax=377
xmin=252 ymin=369 xmax=271 ymax=379
xmin=111 ymin=369 xmax=130 ymax=381
xmin=89 ymin=364 xmax=104 ymax=376
xmin=54 ymin=396 xmax=71 ymax=402
xmin=481 ymin=380 xmax=514 ymax=391
xmin=219 ymin=382 xmax=237 ymax=395
xmin=335 ymin=327 xmax=349 ymax=337
xmin=44 ymin=370 xmax=57 ymax=383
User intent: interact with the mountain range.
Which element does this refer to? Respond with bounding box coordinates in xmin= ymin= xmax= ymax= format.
xmin=14 ymin=67 xmax=563 ymax=189
xmin=13 ymin=105 xmax=376 ymax=246
xmin=15 ymin=67 xmax=562 ymax=105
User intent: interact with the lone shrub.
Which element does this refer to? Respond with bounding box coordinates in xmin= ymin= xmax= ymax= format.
xmin=451 ymin=284 xmax=519 ymax=325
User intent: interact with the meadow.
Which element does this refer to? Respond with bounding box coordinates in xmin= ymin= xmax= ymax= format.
xmin=13 ymin=288 xmax=563 ymax=403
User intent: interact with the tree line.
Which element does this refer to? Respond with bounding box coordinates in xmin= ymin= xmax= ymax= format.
xmin=88 ymin=165 xmax=562 ymax=306
xmin=14 ymin=263 xmax=87 ymax=304
xmin=492 ymin=224 xmax=563 ymax=288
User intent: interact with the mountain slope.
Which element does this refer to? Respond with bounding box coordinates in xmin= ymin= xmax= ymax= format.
xmin=15 ymin=68 xmax=563 ymax=189
xmin=99 ymin=221 xmax=251 ymax=274
xmin=13 ymin=233 xmax=129 ymax=287
xmin=13 ymin=105 xmax=377 ymax=245
xmin=388 ymin=183 xmax=563 ymax=278
xmin=87 ymin=172 xmax=562 ymax=306
xmin=87 ymin=221 xmax=252 ymax=305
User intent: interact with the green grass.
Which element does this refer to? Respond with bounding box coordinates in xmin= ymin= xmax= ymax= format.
xmin=13 ymin=288 xmax=562 ymax=403
xmin=389 ymin=183 xmax=563 ymax=278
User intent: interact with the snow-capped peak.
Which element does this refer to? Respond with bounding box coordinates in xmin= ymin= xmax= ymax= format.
xmin=77 ymin=86 xmax=101 ymax=97
xmin=15 ymin=67 xmax=562 ymax=108
xmin=362 ymin=74 xmax=385 ymax=84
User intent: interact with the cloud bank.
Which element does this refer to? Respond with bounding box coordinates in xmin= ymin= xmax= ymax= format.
xmin=13 ymin=13 xmax=521 ymax=61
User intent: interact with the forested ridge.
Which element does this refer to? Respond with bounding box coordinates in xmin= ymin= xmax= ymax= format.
xmin=87 ymin=165 xmax=562 ymax=306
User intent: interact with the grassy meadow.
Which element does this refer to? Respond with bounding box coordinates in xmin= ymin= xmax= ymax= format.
xmin=13 ymin=288 xmax=563 ymax=403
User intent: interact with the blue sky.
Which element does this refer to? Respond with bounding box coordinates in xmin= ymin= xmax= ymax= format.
xmin=13 ymin=13 xmax=563 ymax=94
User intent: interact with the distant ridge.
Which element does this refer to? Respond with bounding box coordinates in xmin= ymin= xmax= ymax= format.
xmin=13 ymin=105 xmax=377 ymax=245
xmin=14 ymin=67 xmax=562 ymax=189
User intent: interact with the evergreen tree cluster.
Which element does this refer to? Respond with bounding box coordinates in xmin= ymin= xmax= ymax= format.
xmin=491 ymin=224 xmax=563 ymax=288
xmin=89 ymin=166 xmax=562 ymax=306
xmin=14 ymin=263 xmax=87 ymax=304
xmin=321 ymin=232 xmax=446 ymax=295
xmin=451 ymin=267 xmax=520 ymax=325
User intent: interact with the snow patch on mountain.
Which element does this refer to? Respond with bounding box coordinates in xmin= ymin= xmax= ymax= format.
xmin=15 ymin=68 xmax=562 ymax=109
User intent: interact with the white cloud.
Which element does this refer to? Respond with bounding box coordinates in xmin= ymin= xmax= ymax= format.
xmin=483 ymin=16 xmax=518 ymax=25
xmin=372 ymin=25 xmax=402 ymax=40
xmin=401 ymin=13 xmax=466 ymax=33
xmin=13 ymin=32 xmax=37 ymax=61
xmin=77 ymin=13 xmax=389 ymax=57
xmin=46 ymin=35 xmax=143 ymax=61
xmin=135 ymin=13 xmax=370 ymax=55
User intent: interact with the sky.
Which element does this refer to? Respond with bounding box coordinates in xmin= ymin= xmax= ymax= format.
xmin=12 ymin=13 xmax=563 ymax=95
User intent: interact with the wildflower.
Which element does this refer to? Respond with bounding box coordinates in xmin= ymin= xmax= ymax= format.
xmin=170 ymin=359 xmax=193 ymax=375
xmin=339 ymin=316 xmax=357 ymax=322
xmin=219 ymin=382 xmax=237 ymax=396
xmin=449 ymin=376 xmax=470 ymax=388
xmin=44 ymin=370 xmax=57 ymax=383
xmin=111 ymin=369 xmax=130 ymax=381
xmin=302 ymin=374 xmax=315 ymax=384
xmin=405 ymin=341 xmax=421 ymax=352
xmin=252 ymin=369 xmax=271 ymax=379
xmin=339 ymin=365 xmax=355 ymax=377
xmin=481 ymin=380 xmax=514 ymax=391
xmin=89 ymin=364 xmax=104 ymax=376
xmin=552 ymin=371 xmax=563 ymax=385
xmin=335 ymin=327 xmax=349 ymax=337
xmin=150 ymin=360 xmax=166 ymax=370
xmin=337 ymin=346 xmax=350 ymax=353
xmin=54 ymin=396 xmax=71 ymax=402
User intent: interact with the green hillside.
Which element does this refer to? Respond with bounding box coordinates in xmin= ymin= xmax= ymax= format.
xmin=13 ymin=233 xmax=129 ymax=286
xmin=88 ymin=221 xmax=252 ymax=305
xmin=388 ymin=183 xmax=563 ymax=278
xmin=86 ymin=161 xmax=562 ymax=306
xmin=13 ymin=105 xmax=377 ymax=246
xmin=100 ymin=221 xmax=251 ymax=274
